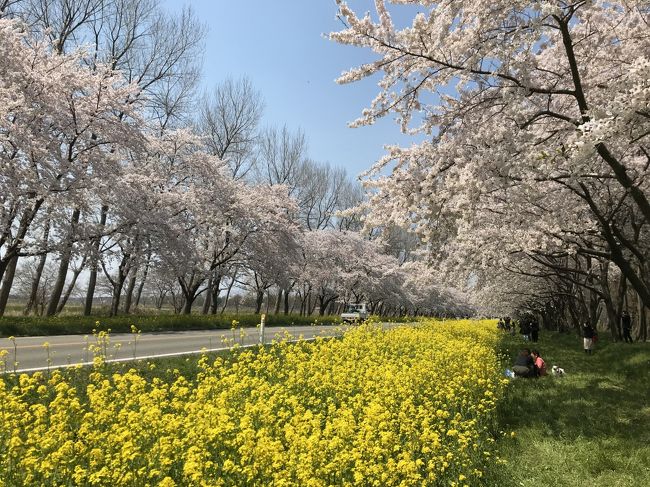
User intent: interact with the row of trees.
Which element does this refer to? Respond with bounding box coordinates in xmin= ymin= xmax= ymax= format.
xmin=332 ymin=0 xmax=649 ymax=339
xmin=0 ymin=0 xmax=468 ymax=319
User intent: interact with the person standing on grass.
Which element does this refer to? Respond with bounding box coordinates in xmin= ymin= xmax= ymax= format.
xmin=531 ymin=349 xmax=546 ymax=376
xmin=530 ymin=319 xmax=540 ymax=342
xmin=582 ymin=322 xmax=596 ymax=354
xmin=621 ymin=311 xmax=634 ymax=343
xmin=520 ymin=319 xmax=531 ymax=341
xmin=504 ymin=316 xmax=512 ymax=333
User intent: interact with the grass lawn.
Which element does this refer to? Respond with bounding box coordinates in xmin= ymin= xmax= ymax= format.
xmin=488 ymin=331 xmax=650 ymax=487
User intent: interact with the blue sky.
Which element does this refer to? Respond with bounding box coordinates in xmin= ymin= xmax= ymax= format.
xmin=163 ymin=0 xmax=424 ymax=179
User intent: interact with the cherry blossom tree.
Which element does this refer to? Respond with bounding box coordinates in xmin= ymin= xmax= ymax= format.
xmin=0 ymin=17 xmax=142 ymax=316
xmin=296 ymin=230 xmax=445 ymax=316
xmin=133 ymin=130 xmax=299 ymax=315
xmin=4 ymin=0 xmax=205 ymax=316
xmin=331 ymin=0 xmax=650 ymax=324
xmin=239 ymin=223 xmax=301 ymax=314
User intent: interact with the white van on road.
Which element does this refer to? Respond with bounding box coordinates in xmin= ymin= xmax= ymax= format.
xmin=340 ymin=303 xmax=368 ymax=322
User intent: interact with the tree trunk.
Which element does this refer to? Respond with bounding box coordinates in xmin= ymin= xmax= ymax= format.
xmin=56 ymin=258 xmax=86 ymax=314
xmin=181 ymin=289 xmax=196 ymax=314
xmin=318 ymin=295 xmax=326 ymax=316
xmin=110 ymin=278 xmax=126 ymax=317
xmin=133 ymin=255 xmax=151 ymax=309
xmin=603 ymin=296 xmax=619 ymax=341
xmin=208 ymin=274 xmax=222 ymax=314
xmin=208 ymin=277 xmax=219 ymax=314
xmin=178 ymin=275 xmax=202 ymax=315
xmin=123 ymin=267 xmax=138 ymax=314
xmin=254 ymin=290 xmax=264 ymax=314
xmin=637 ymin=299 xmax=648 ymax=342
xmin=598 ymin=262 xmax=614 ymax=338
xmin=182 ymin=296 xmax=194 ymax=315
xmin=25 ymin=219 xmax=51 ymax=315
xmin=0 ymin=255 xmax=19 ymax=317
xmin=46 ymin=208 xmax=81 ymax=316
xmin=24 ymin=253 xmax=47 ymax=316
xmin=201 ymin=277 xmax=212 ymax=315
xmin=55 ymin=275 xmax=79 ymax=314
xmin=299 ymin=292 xmax=307 ymax=316
xmin=274 ymin=288 xmax=282 ymax=315
xmin=607 ymin=271 xmax=627 ymax=340
xmin=220 ymin=273 xmax=236 ymax=314
xmin=84 ymin=268 xmax=98 ymax=316
xmin=84 ymin=205 xmax=108 ymax=316
xmin=283 ymin=288 xmax=290 ymax=315
xmin=106 ymin=252 xmax=132 ymax=317
xmin=0 ymin=198 xmax=44 ymax=286
xmin=309 ymin=295 xmax=319 ymax=315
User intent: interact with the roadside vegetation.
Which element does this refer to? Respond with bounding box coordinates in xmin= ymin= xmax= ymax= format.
xmin=0 ymin=312 xmax=344 ymax=337
xmin=0 ymin=312 xmax=416 ymax=338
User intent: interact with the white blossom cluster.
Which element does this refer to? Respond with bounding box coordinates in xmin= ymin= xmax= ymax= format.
xmin=332 ymin=0 xmax=650 ymax=317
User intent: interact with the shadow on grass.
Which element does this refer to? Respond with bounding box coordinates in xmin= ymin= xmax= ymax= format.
xmin=487 ymin=332 xmax=650 ymax=487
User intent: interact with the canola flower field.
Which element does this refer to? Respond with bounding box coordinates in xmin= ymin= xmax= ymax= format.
xmin=0 ymin=320 xmax=508 ymax=486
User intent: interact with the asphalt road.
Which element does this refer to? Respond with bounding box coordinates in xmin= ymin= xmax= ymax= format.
xmin=1 ymin=323 xmax=402 ymax=373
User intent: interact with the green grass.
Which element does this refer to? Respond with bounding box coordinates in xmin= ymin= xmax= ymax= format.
xmin=487 ymin=331 xmax=650 ymax=487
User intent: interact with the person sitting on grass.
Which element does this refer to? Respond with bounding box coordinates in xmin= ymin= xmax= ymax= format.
xmin=531 ymin=349 xmax=546 ymax=376
xmin=512 ymin=348 xmax=535 ymax=378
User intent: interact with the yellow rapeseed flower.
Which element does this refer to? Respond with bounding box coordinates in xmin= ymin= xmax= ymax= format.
xmin=0 ymin=319 xmax=504 ymax=486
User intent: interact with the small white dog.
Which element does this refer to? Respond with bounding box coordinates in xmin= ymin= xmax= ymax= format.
xmin=551 ymin=365 xmax=566 ymax=376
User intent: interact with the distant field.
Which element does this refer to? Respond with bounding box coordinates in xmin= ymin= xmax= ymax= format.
xmin=1 ymin=299 xmax=254 ymax=317
xmin=1 ymin=301 xmax=202 ymax=317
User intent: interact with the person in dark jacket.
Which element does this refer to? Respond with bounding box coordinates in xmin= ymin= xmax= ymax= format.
xmin=520 ymin=320 xmax=531 ymax=341
xmin=621 ymin=311 xmax=633 ymax=343
xmin=582 ymin=323 xmax=596 ymax=354
xmin=530 ymin=320 xmax=540 ymax=342
xmin=504 ymin=316 xmax=512 ymax=333
xmin=512 ymin=348 xmax=535 ymax=377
